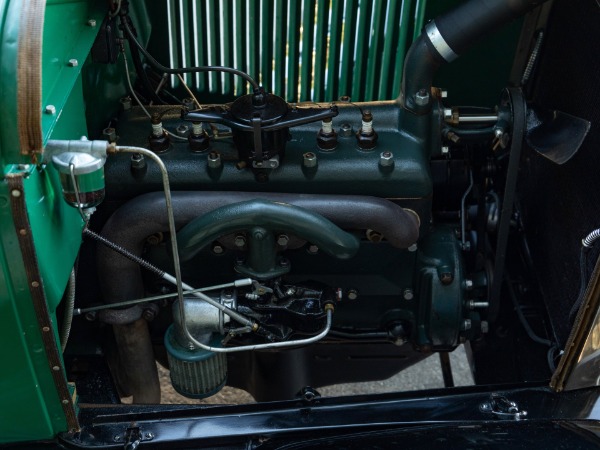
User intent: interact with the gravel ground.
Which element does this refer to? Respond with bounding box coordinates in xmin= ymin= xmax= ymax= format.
xmin=149 ymin=345 xmax=474 ymax=405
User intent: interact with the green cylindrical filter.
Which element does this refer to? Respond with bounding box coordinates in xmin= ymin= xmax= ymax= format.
xmin=52 ymin=152 xmax=105 ymax=208
xmin=164 ymin=326 xmax=227 ymax=399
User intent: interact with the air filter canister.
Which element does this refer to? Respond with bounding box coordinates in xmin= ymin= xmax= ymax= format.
xmin=164 ymin=325 xmax=227 ymax=399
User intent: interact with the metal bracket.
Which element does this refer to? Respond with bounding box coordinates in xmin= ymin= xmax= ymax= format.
xmin=479 ymin=394 xmax=527 ymax=420
xmin=252 ymin=154 xmax=279 ymax=169
xmin=113 ymin=426 xmax=154 ymax=449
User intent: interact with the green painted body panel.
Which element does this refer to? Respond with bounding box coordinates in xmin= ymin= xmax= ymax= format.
xmin=0 ymin=183 xmax=61 ymax=441
xmin=41 ymin=0 xmax=104 ymax=145
xmin=23 ymin=168 xmax=83 ymax=313
xmin=0 ymin=0 xmax=97 ymax=443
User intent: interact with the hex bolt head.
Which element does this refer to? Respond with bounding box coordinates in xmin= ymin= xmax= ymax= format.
xmin=68 ymin=59 xmax=78 ymax=67
xmin=441 ymin=146 xmax=449 ymax=155
xmin=462 ymin=319 xmax=472 ymax=331
xmin=176 ymin=124 xmax=189 ymax=135
xmin=347 ymin=289 xmax=359 ymax=300
xmin=403 ymin=288 xmax=414 ymax=300
xmin=303 ymin=152 xmax=317 ymax=168
xmin=408 ymin=243 xmax=418 ymax=252
xmin=277 ymin=234 xmax=289 ymax=246
xmin=212 ymin=243 xmax=224 ymax=254
xmin=415 ymin=89 xmax=430 ymax=106
xmin=120 ymin=96 xmax=132 ymax=110
xmin=87 ymin=19 xmax=97 ymax=27
xmin=440 ymin=272 xmax=454 ymax=285
xmin=45 ymin=105 xmax=56 ymax=115
xmin=307 ymin=244 xmax=319 ymax=254
xmin=234 ymin=234 xmax=246 ymax=247
xmin=340 ymin=123 xmax=353 ymax=137
xmin=465 ymin=279 xmax=474 ymax=290
xmin=102 ymin=127 xmax=117 ymax=143
xmin=379 ymin=151 xmax=394 ymax=167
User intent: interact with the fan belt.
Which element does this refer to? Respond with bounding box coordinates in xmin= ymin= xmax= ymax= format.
xmin=488 ymin=87 xmax=526 ymax=322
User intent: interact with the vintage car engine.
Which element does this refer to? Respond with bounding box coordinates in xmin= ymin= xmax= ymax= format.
xmin=35 ymin=0 xmax=588 ymax=405
xmin=65 ymin=84 xmax=504 ymax=401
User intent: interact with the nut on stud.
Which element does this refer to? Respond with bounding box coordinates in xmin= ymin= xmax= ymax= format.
xmin=379 ymin=151 xmax=394 ymax=168
xmin=339 ymin=123 xmax=353 ymax=137
xmin=207 ymin=151 xmax=222 ymax=169
xmin=234 ymin=234 xmax=246 ymax=247
xmin=303 ymin=152 xmax=317 ymax=168
xmin=415 ymin=89 xmax=430 ymax=106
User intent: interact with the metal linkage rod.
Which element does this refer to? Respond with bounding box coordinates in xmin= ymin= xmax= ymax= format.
xmin=73 ymin=279 xmax=253 ymax=316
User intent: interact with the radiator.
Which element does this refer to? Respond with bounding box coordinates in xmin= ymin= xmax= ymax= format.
xmin=162 ymin=0 xmax=426 ymax=102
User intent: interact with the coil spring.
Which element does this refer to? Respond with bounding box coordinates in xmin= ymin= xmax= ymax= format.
xmin=83 ymin=228 xmax=166 ymax=277
xmin=582 ymin=228 xmax=600 ymax=248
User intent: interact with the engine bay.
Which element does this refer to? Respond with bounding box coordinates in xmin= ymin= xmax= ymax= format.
xmin=7 ymin=0 xmax=599 ymax=416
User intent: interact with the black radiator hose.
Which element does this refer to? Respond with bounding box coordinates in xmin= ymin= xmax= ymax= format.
xmin=401 ymin=0 xmax=547 ymax=113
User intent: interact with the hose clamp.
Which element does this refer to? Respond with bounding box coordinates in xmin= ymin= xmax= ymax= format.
xmin=425 ymin=21 xmax=458 ymax=62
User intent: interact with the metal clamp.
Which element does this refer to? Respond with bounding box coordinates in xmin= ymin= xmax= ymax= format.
xmin=113 ymin=426 xmax=154 ymax=449
xmin=479 ymin=394 xmax=527 ymax=420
